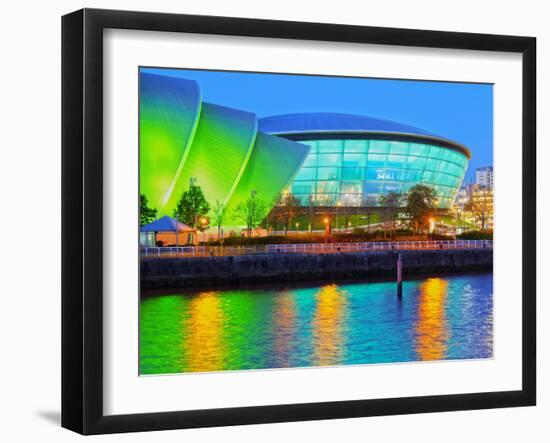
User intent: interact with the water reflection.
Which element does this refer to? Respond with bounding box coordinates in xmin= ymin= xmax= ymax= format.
xmin=312 ymin=285 xmax=348 ymax=366
xmin=273 ymin=292 xmax=297 ymax=367
xmin=415 ymin=278 xmax=449 ymax=361
xmin=184 ymin=291 xmax=224 ymax=372
xmin=140 ymin=273 xmax=493 ymax=374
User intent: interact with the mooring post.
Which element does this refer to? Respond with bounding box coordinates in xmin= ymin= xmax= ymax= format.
xmin=397 ymin=253 xmax=403 ymax=297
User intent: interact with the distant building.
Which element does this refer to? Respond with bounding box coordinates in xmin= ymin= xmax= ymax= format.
xmin=475 ymin=166 xmax=494 ymax=189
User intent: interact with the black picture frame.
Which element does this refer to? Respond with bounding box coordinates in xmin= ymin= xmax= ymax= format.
xmin=62 ymin=8 xmax=536 ymax=435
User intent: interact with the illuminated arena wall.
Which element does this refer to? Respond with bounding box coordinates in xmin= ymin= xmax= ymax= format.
xmin=140 ymin=72 xmax=310 ymax=217
xmin=259 ymin=113 xmax=471 ymax=209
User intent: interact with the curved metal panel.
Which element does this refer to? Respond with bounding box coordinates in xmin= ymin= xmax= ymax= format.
xmin=139 ymin=73 xmax=201 ymax=214
xmin=172 ymin=103 xmax=257 ymax=212
xmin=225 ymin=132 xmax=311 ymax=220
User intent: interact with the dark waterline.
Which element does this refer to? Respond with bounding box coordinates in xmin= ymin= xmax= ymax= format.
xmin=140 ymin=273 xmax=493 ymax=375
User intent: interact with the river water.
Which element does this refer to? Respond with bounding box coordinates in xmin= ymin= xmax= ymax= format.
xmin=140 ymin=273 xmax=493 ymax=374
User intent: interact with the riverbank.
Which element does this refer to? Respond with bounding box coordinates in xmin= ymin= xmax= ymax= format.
xmin=140 ymin=248 xmax=492 ymax=290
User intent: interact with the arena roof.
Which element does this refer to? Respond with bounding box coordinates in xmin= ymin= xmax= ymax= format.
xmin=258 ymin=112 xmax=471 ymax=159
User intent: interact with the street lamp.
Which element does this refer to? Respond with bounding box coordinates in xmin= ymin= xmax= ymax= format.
xmin=336 ymin=201 xmax=341 ymax=230
xmin=200 ymin=216 xmax=207 ymax=243
xmin=324 ymin=217 xmax=330 ymax=243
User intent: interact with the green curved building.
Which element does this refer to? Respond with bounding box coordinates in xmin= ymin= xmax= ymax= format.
xmin=140 ymin=72 xmax=310 ymax=218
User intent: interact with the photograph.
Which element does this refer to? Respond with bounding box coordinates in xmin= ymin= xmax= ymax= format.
xmin=138 ymin=67 xmax=494 ymax=375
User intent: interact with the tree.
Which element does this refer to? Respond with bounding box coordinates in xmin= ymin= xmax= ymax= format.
xmin=361 ymin=195 xmax=378 ymax=233
xmin=234 ymin=192 xmax=269 ymax=237
xmin=210 ymin=200 xmax=227 ymax=241
xmin=140 ymin=194 xmax=157 ymax=227
xmin=405 ymin=184 xmax=437 ymax=235
xmin=265 ymin=196 xmax=281 ymax=232
xmin=379 ymin=191 xmax=402 ymax=239
xmin=278 ymin=192 xmax=302 ymax=235
xmin=173 ymin=184 xmax=210 ymax=229
xmin=466 ymin=188 xmax=492 ymax=230
xmin=266 ymin=192 xmax=302 ymax=234
xmin=307 ymin=194 xmax=316 ymax=233
xmin=343 ymin=212 xmax=352 ymax=232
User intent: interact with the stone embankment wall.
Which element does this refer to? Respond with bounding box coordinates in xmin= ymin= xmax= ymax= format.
xmin=141 ymin=249 xmax=493 ymax=290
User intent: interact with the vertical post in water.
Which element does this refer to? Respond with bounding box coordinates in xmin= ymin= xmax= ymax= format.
xmin=397 ymin=253 xmax=403 ymax=297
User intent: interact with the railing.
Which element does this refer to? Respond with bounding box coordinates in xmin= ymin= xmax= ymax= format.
xmin=141 ymin=240 xmax=492 ymax=258
xmin=267 ymin=240 xmax=492 ymax=254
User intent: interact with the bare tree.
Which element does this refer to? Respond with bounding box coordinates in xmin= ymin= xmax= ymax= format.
xmin=210 ymin=200 xmax=226 ymax=241
xmin=307 ymin=194 xmax=316 ymax=233
xmin=269 ymin=191 xmax=302 ymax=235
xmin=234 ymin=192 xmax=269 ymax=237
xmin=379 ymin=191 xmax=401 ymax=239
xmin=466 ymin=188 xmax=492 ymax=230
xmin=265 ymin=196 xmax=280 ymax=232
xmin=361 ymin=195 xmax=378 ymax=233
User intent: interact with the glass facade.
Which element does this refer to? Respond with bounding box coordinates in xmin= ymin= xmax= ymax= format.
xmin=288 ymin=139 xmax=469 ymax=208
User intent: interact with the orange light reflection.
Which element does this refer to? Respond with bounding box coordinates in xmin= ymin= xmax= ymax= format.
xmin=313 ymin=285 xmax=347 ymax=366
xmin=185 ymin=291 xmax=224 ymax=372
xmin=273 ymin=292 xmax=296 ymax=367
xmin=415 ymin=278 xmax=449 ymax=361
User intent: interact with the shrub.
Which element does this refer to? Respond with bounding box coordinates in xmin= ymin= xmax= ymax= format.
xmin=457 ymin=230 xmax=493 ymax=240
xmin=394 ymin=228 xmax=414 ymax=236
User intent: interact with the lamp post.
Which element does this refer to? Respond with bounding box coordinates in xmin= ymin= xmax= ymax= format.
xmin=336 ymin=201 xmax=341 ymax=231
xmin=308 ymin=194 xmax=314 ymax=233
xmin=200 ymin=216 xmax=207 ymax=244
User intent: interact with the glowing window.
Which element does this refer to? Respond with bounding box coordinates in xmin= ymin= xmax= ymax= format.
xmin=369 ymin=140 xmax=391 ymax=154
xmin=317 ymin=140 xmax=343 ymax=153
xmin=317 ymin=153 xmax=340 ymax=167
xmin=294 ymin=168 xmax=316 ymax=181
xmin=344 ymin=139 xmax=369 ymax=152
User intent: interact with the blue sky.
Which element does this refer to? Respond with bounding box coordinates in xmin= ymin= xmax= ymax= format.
xmin=142 ymin=67 xmax=493 ymax=181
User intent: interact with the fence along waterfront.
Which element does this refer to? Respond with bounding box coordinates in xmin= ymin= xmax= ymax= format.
xmin=141 ymin=240 xmax=493 ymax=258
